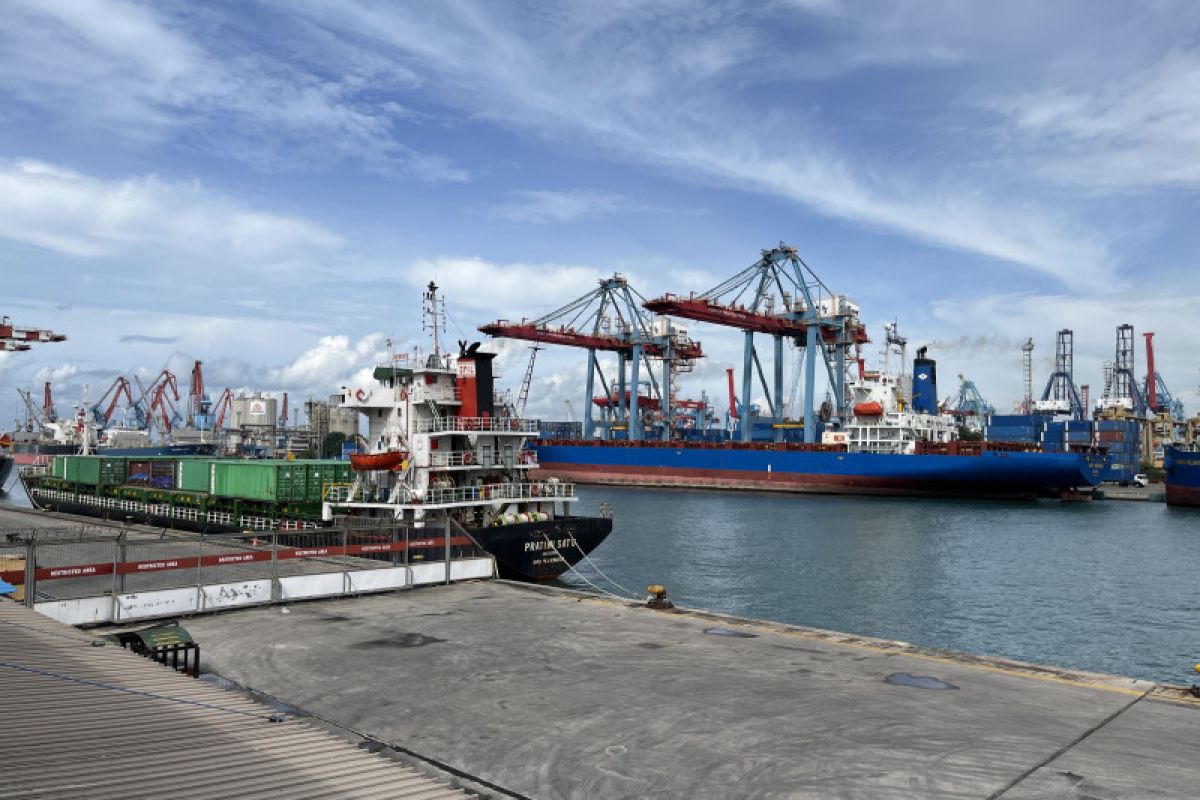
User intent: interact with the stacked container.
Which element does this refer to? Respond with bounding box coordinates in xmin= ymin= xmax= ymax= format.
xmin=1096 ymin=419 xmax=1141 ymax=483
xmin=984 ymin=414 xmax=1046 ymax=444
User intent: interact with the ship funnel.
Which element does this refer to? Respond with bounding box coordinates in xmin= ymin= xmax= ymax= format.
xmin=912 ymin=347 xmax=938 ymax=415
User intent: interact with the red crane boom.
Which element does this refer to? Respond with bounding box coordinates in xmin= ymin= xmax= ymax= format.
xmin=0 ymin=316 xmax=67 ymax=351
xmin=212 ymin=388 xmax=235 ymax=430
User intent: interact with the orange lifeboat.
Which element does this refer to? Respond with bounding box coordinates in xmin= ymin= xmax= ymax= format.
xmin=349 ymin=450 xmax=407 ymax=472
xmin=853 ymin=401 xmax=884 ymax=417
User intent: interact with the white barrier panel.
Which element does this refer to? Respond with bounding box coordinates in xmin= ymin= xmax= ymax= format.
xmin=278 ymin=573 xmax=345 ymax=601
xmin=35 ymin=597 xmax=112 ymax=626
xmin=202 ymin=580 xmax=272 ymax=610
xmin=409 ymin=562 xmax=447 ymax=585
xmin=117 ymin=587 xmax=200 ymax=621
xmin=450 ymin=558 xmax=493 ymax=581
xmin=346 ymin=568 xmax=408 ymax=593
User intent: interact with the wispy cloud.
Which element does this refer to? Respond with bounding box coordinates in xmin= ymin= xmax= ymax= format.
xmin=0 ymin=158 xmax=344 ymax=260
xmin=282 ymin=1 xmax=1112 ymax=283
xmin=488 ymin=189 xmax=629 ymax=224
xmin=990 ymin=48 xmax=1200 ymax=191
xmin=118 ymin=334 xmax=179 ymax=345
xmin=0 ymin=0 xmax=466 ymax=179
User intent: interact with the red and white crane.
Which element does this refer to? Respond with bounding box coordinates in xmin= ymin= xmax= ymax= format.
xmin=0 ymin=316 xmax=66 ymax=351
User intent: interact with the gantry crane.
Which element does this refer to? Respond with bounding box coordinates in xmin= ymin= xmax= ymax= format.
xmin=644 ymin=243 xmax=867 ymax=443
xmin=479 ymin=275 xmax=703 ymax=440
xmin=945 ymin=374 xmax=995 ymax=432
xmin=0 ymin=316 xmax=66 ymax=351
xmin=1034 ymin=329 xmax=1085 ymax=419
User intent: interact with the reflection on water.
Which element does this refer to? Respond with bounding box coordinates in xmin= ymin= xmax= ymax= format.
xmin=569 ymin=486 xmax=1200 ymax=685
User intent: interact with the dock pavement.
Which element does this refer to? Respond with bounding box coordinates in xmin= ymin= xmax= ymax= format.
xmin=168 ymin=581 xmax=1200 ymax=799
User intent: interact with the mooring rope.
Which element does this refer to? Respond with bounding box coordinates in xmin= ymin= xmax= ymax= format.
xmin=539 ymin=530 xmax=636 ymax=601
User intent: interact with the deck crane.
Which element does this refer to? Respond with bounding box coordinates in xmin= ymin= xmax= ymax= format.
xmin=479 ymin=275 xmax=704 ymax=441
xmin=17 ymin=388 xmax=45 ymax=430
xmin=0 ymin=316 xmax=66 ymax=351
xmin=644 ymin=242 xmax=868 ymax=443
xmin=90 ymin=376 xmax=134 ymax=426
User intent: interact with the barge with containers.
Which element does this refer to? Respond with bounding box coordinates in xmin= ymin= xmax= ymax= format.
xmin=20 ymin=284 xmax=612 ymax=582
xmin=536 ymin=347 xmax=1107 ymax=499
xmin=1164 ymin=445 xmax=1200 ymax=507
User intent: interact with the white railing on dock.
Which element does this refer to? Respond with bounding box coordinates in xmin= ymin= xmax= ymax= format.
xmin=414 ymin=480 xmax=573 ymax=505
xmin=414 ymin=416 xmax=539 ymax=434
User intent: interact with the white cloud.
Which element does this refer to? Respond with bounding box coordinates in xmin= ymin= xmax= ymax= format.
xmin=0 ymin=159 xmax=343 ymax=260
xmin=267 ymin=333 xmax=387 ymax=397
xmin=411 ymin=256 xmax=608 ymax=317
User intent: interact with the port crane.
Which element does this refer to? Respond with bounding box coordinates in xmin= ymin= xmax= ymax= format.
xmin=479 ymin=275 xmax=703 ymax=440
xmin=1034 ymin=329 xmax=1085 ymax=419
xmin=211 ymin=388 xmax=235 ymax=431
xmin=644 ymin=243 xmax=867 ymax=443
xmin=0 ymin=316 xmax=66 ymax=351
xmin=90 ymin=376 xmax=136 ymax=426
xmin=945 ymin=374 xmax=994 ymax=431
xmin=134 ymin=369 xmax=182 ymax=437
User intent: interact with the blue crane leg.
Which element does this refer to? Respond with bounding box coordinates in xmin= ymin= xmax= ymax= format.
xmin=584 ymin=348 xmax=596 ymax=440
xmin=804 ymin=321 xmax=819 ymax=443
xmin=773 ymin=334 xmax=784 ymax=442
xmin=662 ymin=353 xmax=672 ymax=441
xmin=617 ymin=355 xmax=627 ymax=438
xmin=835 ymin=332 xmax=846 ymax=419
xmin=741 ymin=330 xmax=754 ymax=442
xmin=630 ymin=344 xmax=642 ymax=441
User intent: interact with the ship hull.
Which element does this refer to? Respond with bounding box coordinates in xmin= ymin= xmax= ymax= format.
xmin=20 ymin=471 xmax=613 ymax=582
xmin=1164 ymin=446 xmax=1200 ymax=508
xmin=470 ymin=516 xmax=613 ymax=582
xmin=0 ymin=454 xmax=12 ymax=489
xmin=535 ymin=442 xmax=1104 ymax=499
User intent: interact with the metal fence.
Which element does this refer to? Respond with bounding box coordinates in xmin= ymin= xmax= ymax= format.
xmin=0 ymin=522 xmax=493 ymax=625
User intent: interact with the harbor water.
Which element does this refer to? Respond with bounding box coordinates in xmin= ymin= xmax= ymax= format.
xmin=568 ymin=486 xmax=1200 ymax=686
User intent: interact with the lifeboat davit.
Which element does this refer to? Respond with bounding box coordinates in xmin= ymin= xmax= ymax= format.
xmin=853 ymin=401 xmax=884 ymax=417
xmin=349 ymin=450 xmax=407 ymax=472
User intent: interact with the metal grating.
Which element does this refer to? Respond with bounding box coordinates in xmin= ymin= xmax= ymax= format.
xmin=0 ymin=599 xmax=470 ymax=800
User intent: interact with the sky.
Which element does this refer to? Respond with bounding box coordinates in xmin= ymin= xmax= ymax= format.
xmin=1 ymin=0 xmax=1198 ymax=427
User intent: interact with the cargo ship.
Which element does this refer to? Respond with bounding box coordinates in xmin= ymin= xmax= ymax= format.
xmin=1164 ymin=445 xmax=1200 ymax=507
xmin=535 ymin=346 xmax=1107 ymax=499
xmin=20 ymin=284 xmax=612 ymax=581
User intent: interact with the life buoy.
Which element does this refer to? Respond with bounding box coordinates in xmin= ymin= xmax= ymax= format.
xmin=462 ymin=451 xmax=474 ymax=465
xmin=354 ymin=388 xmax=367 ymax=402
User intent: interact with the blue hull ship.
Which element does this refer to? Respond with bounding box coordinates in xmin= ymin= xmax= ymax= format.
xmin=1164 ymin=445 xmax=1200 ymax=507
xmin=534 ymin=440 xmax=1106 ymax=499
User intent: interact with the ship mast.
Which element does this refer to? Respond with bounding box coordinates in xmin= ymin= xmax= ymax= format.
xmin=423 ymin=281 xmax=444 ymax=362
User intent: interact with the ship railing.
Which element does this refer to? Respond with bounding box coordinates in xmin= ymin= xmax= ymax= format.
xmin=428 ymin=450 xmax=539 ymax=468
xmin=19 ymin=464 xmax=49 ymax=476
xmin=417 ymin=480 xmax=574 ymax=505
xmin=413 ymin=416 xmax=539 ymax=434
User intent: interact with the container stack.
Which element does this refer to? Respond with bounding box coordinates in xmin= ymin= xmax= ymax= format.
xmin=984 ymin=414 xmax=1045 ymax=444
xmin=1096 ymin=419 xmax=1141 ymax=483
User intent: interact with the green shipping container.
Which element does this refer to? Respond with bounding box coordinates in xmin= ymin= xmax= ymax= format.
xmin=209 ymin=459 xmax=352 ymax=503
xmin=178 ymin=460 xmax=213 ymax=493
xmin=52 ymin=456 xmax=66 ymax=478
xmin=63 ymin=456 xmax=101 ymax=485
xmin=98 ymin=458 xmax=128 ymax=485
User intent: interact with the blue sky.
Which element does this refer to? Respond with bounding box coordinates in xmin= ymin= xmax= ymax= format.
xmin=1 ymin=0 xmax=1198 ymax=424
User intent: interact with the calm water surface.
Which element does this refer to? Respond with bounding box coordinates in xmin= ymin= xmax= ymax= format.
xmin=568 ymin=486 xmax=1200 ymax=685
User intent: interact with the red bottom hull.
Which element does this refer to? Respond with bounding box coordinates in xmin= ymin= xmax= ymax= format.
xmin=1166 ymin=484 xmax=1200 ymax=507
xmin=541 ymin=463 xmax=1044 ymax=499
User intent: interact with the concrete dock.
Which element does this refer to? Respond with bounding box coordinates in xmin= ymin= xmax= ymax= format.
xmin=171 ymin=582 xmax=1200 ymax=799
